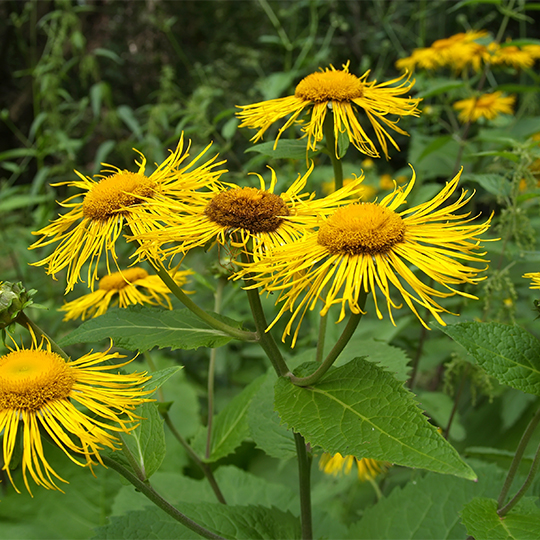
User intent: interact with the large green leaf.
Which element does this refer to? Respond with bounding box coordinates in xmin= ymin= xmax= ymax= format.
xmin=275 ymin=358 xmax=475 ymax=479
xmin=461 ymin=497 xmax=540 ymax=540
xmin=348 ymin=461 xmax=506 ymax=539
xmin=93 ymin=503 xmax=301 ymax=539
xmin=436 ymin=322 xmax=540 ymax=396
xmin=192 ymin=375 xmax=266 ymax=462
xmin=58 ymin=306 xmax=244 ymax=351
xmin=247 ymin=371 xmax=296 ymax=460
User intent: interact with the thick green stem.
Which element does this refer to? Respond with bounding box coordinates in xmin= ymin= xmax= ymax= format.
xmin=498 ymin=440 xmax=540 ymax=517
xmin=294 ymin=432 xmax=313 ymax=540
xmin=497 ymin=407 xmax=540 ymax=510
xmin=16 ymin=311 xmax=70 ymax=361
xmin=315 ymin=312 xmax=328 ymax=363
xmin=101 ymin=455 xmax=226 ymax=540
xmin=323 ymin=112 xmax=344 ymax=191
xmin=288 ymin=292 xmax=367 ymax=387
xmin=154 ymin=261 xmax=256 ymax=342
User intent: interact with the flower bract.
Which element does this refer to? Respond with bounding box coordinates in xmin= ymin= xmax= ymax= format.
xmin=0 ymin=336 xmax=152 ymax=494
xmin=236 ymin=61 xmax=421 ymax=159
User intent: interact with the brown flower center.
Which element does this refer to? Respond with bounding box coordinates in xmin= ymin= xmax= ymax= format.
xmin=295 ymin=70 xmax=364 ymax=102
xmin=317 ymin=203 xmax=405 ymax=255
xmin=83 ymin=172 xmax=156 ymax=220
xmin=204 ymin=187 xmax=290 ymax=234
xmin=99 ymin=268 xmax=149 ymax=291
xmin=0 ymin=349 xmax=75 ymax=411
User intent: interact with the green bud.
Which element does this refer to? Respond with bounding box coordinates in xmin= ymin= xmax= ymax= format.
xmin=0 ymin=281 xmax=36 ymax=330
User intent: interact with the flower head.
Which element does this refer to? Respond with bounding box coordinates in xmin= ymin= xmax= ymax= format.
xmin=0 ymin=336 xmax=151 ymax=494
xmin=133 ymin=164 xmax=366 ymax=264
xmin=489 ymin=43 xmax=535 ymax=69
xmin=453 ymin=92 xmax=515 ymax=123
xmin=239 ymin=168 xmax=492 ymax=346
xmin=237 ymin=61 xmax=421 ymax=159
xmin=524 ymin=272 xmax=540 ymax=289
xmin=29 ymin=135 xmax=226 ymax=292
xmin=60 ymin=266 xmax=193 ymax=321
xmin=319 ymin=452 xmax=389 ymax=482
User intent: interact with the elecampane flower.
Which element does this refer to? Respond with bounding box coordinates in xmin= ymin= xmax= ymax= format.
xmin=240 ymin=168 xmax=492 ymax=346
xmin=489 ymin=43 xmax=535 ymax=69
xmin=60 ymin=266 xmax=193 ymax=321
xmin=236 ymin=61 xmax=421 ymax=159
xmin=453 ymin=92 xmax=515 ymax=123
xmin=524 ymin=272 xmax=540 ymax=289
xmin=29 ymin=135 xmax=226 ymax=292
xmin=0 ymin=336 xmax=151 ymax=494
xmin=319 ymin=452 xmax=389 ymax=482
xmin=133 ymin=164 xmax=367 ymax=264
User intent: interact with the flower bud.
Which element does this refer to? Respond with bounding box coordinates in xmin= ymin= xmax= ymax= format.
xmin=0 ymin=281 xmax=36 ymax=329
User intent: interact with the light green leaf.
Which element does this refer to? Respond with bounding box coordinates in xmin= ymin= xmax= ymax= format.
xmin=192 ymin=375 xmax=266 ymax=462
xmin=245 ymin=140 xmax=318 ymax=159
xmin=349 ymin=461 xmax=506 ymax=539
xmin=58 ymin=306 xmax=244 ymax=351
xmin=466 ymin=150 xmax=520 ymax=162
xmin=247 ymin=371 xmax=296 ymax=460
xmin=143 ymin=366 xmax=183 ymax=394
xmin=275 ymin=358 xmax=476 ymax=479
xmin=436 ymin=322 xmax=540 ymax=396
xmin=118 ymin=402 xmax=166 ymax=479
xmin=461 ymin=497 xmax=540 ymax=540
xmin=94 ymin=503 xmax=301 ymax=540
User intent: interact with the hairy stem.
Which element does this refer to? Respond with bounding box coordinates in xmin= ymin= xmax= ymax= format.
xmin=294 ymin=432 xmax=313 ymax=540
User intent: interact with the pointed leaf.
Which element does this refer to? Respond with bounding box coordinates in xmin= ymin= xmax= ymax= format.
xmin=245 ymin=140 xmax=318 ymax=159
xmin=436 ymin=322 xmax=540 ymax=396
xmin=275 ymin=358 xmax=476 ymax=479
xmin=461 ymin=497 xmax=540 ymax=540
xmin=58 ymin=306 xmax=244 ymax=351
xmin=143 ymin=366 xmax=183 ymax=394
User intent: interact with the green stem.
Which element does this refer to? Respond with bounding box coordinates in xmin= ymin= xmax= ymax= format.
xmin=323 ymin=112 xmax=344 ymax=191
xmin=498 ymin=440 xmax=540 ymax=517
xmin=497 ymin=407 xmax=540 ymax=510
xmin=315 ymin=312 xmax=328 ymax=364
xmin=294 ymin=432 xmax=313 ymax=540
xmin=101 ymin=455 xmax=226 ymax=540
xmin=153 ymin=261 xmax=256 ymax=342
xmin=443 ymin=364 xmax=469 ymax=439
xmin=163 ymin=414 xmax=227 ymax=505
xmin=288 ymin=292 xmax=367 ymax=387
xmin=15 ymin=311 xmax=70 ymax=361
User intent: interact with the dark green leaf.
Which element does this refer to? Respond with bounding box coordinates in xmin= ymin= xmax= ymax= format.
xmin=245 ymin=140 xmax=318 ymax=160
xmin=275 ymin=358 xmax=476 ymax=479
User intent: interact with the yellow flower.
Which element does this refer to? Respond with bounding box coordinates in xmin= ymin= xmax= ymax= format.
xmin=524 ymin=272 xmax=540 ymax=289
xmin=29 ymin=135 xmax=226 ymax=292
xmin=321 ymin=177 xmax=377 ymax=200
xmin=489 ymin=43 xmax=535 ymax=69
xmin=239 ymin=168 xmax=492 ymax=346
xmin=453 ymin=92 xmax=515 ymax=123
xmin=0 ymin=336 xmax=151 ymax=494
xmin=60 ymin=266 xmax=193 ymax=321
xmin=379 ymin=173 xmax=395 ymax=190
xmin=319 ymin=452 xmax=389 ymax=482
xmin=237 ymin=61 xmax=421 ymax=159
xmin=133 ymin=164 xmax=366 ymax=264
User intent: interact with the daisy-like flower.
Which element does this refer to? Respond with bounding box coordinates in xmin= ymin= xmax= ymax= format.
xmin=489 ymin=43 xmax=535 ymax=69
xmin=319 ymin=452 xmax=390 ymax=482
xmin=29 ymin=135 xmax=226 ymax=293
xmin=0 ymin=335 xmax=151 ymax=494
xmin=524 ymin=272 xmax=540 ymax=289
xmin=239 ymin=167 xmax=492 ymax=346
xmin=236 ymin=61 xmax=421 ymax=159
xmin=60 ymin=266 xmax=193 ymax=321
xmin=133 ymin=163 xmax=367 ymax=264
xmin=453 ymin=92 xmax=516 ymax=123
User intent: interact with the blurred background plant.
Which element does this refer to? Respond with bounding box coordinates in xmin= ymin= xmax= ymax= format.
xmin=1 ymin=1 xmax=540 ymax=538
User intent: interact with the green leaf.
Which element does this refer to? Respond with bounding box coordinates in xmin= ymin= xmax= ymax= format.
xmin=349 ymin=461 xmax=506 ymax=539
xmin=418 ymin=391 xmax=466 ymax=441
xmin=245 ymin=140 xmax=318 ymax=160
xmin=416 ymin=80 xmax=466 ymax=99
xmin=58 ymin=306 xmax=244 ymax=351
xmin=462 ymin=173 xmax=511 ymax=197
xmin=192 ymin=375 xmax=266 ymax=462
xmin=466 ymin=150 xmax=520 ymax=163
xmin=417 ymin=135 xmax=454 ymax=161
xmin=144 ymin=366 xmax=183 ymax=394
xmin=94 ymin=503 xmax=301 ymax=539
xmin=275 ymin=358 xmax=476 ymax=479
xmin=247 ymin=371 xmax=296 ymax=460
xmin=461 ymin=497 xmax=540 ymax=540
xmin=118 ymin=402 xmax=166 ymax=479
xmin=435 ymin=322 xmax=540 ymax=396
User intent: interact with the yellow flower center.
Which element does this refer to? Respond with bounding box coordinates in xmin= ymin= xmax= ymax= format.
xmin=83 ymin=172 xmax=156 ymax=220
xmin=317 ymin=203 xmax=405 ymax=255
xmin=99 ymin=267 xmax=149 ymax=291
xmin=0 ymin=349 xmax=75 ymax=411
xmin=295 ymin=69 xmax=364 ymax=102
xmin=204 ymin=187 xmax=290 ymax=234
